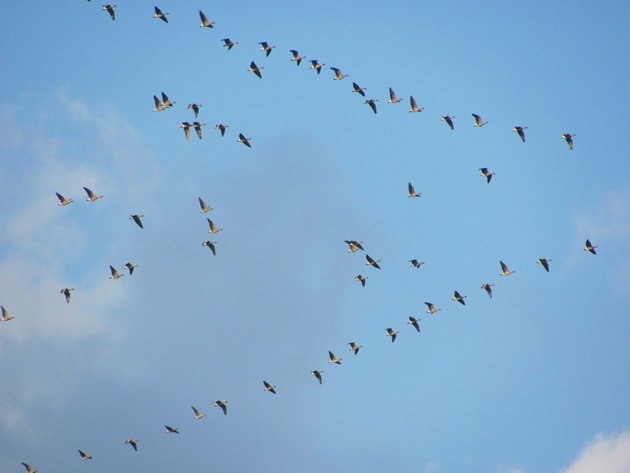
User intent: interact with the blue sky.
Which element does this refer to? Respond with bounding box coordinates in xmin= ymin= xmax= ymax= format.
xmin=1 ymin=1 xmax=630 ymax=472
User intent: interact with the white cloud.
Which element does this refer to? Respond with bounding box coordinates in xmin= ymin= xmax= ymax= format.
xmin=561 ymin=431 xmax=630 ymax=473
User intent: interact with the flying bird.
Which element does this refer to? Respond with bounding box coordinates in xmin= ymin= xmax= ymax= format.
xmin=202 ymin=240 xmax=217 ymax=255
xmin=330 ymin=67 xmax=348 ymax=80
xmin=153 ymin=94 xmax=166 ymax=111
xmin=365 ymin=98 xmax=378 ymax=114
xmin=207 ymin=218 xmax=222 ymax=234
xmin=481 ymin=283 xmax=494 ymax=298
xmin=263 ymin=380 xmax=277 ymax=394
xmin=187 ymin=103 xmax=202 ymax=117
xmin=289 ymin=49 xmax=305 ymax=65
xmin=259 ymin=41 xmax=275 ymax=56
xmin=198 ymin=197 xmax=212 ymax=213
xmin=191 ymin=406 xmax=205 ymax=420
xmin=441 ymin=115 xmax=455 ymax=130
xmin=348 ymin=342 xmax=362 ymax=355
xmin=407 ymin=316 xmax=421 ymax=332
xmin=198 ymin=10 xmax=214 ymax=28
xmin=124 ymin=262 xmax=137 ymax=275
xmin=83 ymin=187 xmax=102 ymax=201
xmin=479 ymin=167 xmax=494 ymax=183
xmin=408 ymin=182 xmax=421 ymax=198
xmin=472 ymin=113 xmax=488 ymax=127
xmin=387 ymin=87 xmax=402 ymax=104
xmin=192 ymin=121 xmax=205 ymax=139
xmin=409 ymin=259 xmax=424 ymax=269
xmin=214 ymin=400 xmax=228 ymax=415
xmin=153 ymin=6 xmax=169 ymax=23
xmin=563 ymin=133 xmax=575 ymax=150
xmin=238 ymin=133 xmax=252 ymax=147
xmin=180 ymin=121 xmax=192 ymax=140
xmin=309 ymin=60 xmax=325 ymax=74
xmin=102 ymin=4 xmax=116 ymax=20
xmin=409 ymin=95 xmax=424 ymax=112
xmin=452 ymin=290 xmax=467 ymax=305
xmin=584 ymin=239 xmax=597 ymax=254
xmin=109 ymin=265 xmax=123 ymax=280
xmin=352 ymin=82 xmax=366 ymax=96
xmin=60 ymin=288 xmax=74 ymax=303
xmin=345 ymin=240 xmax=364 ymax=252
xmin=513 ymin=126 xmax=527 ymax=142
xmin=56 ymin=192 xmax=73 ymax=206
xmin=22 ymin=463 xmax=37 ymax=473
xmin=161 ymin=92 xmax=175 ymax=108
xmin=386 ymin=328 xmax=399 ymax=342
xmin=78 ymin=450 xmax=93 ymax=461
xmin=425 ymin=302 xmax=440 ymax=314
xmin=130 ymin=214 xmax=144 ymax=228
xmin=247 ymin=61 xmax=264 ymax=78
xmin=499 ymin=261 xmax=515 ymax=276
xmin=215 ymin=124 xmax=228 ymax=137
xmin=365 ymin=254 xmax=381 ymax=269
xmin=537 ymin=258 xmax=551 ymax=272
xmin=221 ymin=38 xmax=238 ymax=50
xmin=165 ymin=425 xmax=179 ymax=434
xmin=310 ymin=370 xmax=323 ymax=385
xmin=125 ymin=438 xmax=138 ymax=451
xmin=355 ymin=274 xmax=367 ymax=287
xmin=328 ymin=350 xmax=342 ymax=364
xmin=1 ymin=306 xmax=15 ymax=322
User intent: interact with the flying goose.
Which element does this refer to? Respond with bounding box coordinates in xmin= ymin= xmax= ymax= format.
xmin=441 ymin=115 xmax=455 ymax=130
xmin=409 ymin=95 xmax=424 ymax=112
xmin=407 ymin=316 xmax=421 ymax=332
xmin=207 ymin=218 xmax=222 ymax=234
xmin=365 ymin=254 xmax=381 ymax=269
xmin=187 ymin=103 xmax=202 ymax=117
xmin=452 ymin=290 xmax=467 ymax=305
xmin=259 ymin=41 xmax=275 ymax=57
xmin=215 ymin=124 xmax=228 ymax=137
xmin=355 ymin=274 xmax=367 ymax=287
xmin=536 ymin=258 xmax=551 ymax=272
xmin=584 ymin=239 xmax=597 ymax=254
xmin=193 ymin=121 xmax=205 ymax=139
xmin=563 ymin=133 xmax=575 ymax=150
xmin=352 ymin=82 xmax=366 ymax=96
xmin=513 ymin=126 xmax=527 ymax=142
xmin=78 ymin=450 xmax=93 ymax=461
xmin=221 ymin=38 xmax=238 ymax=50
xmin=238 ymin=133 xmax=251 ymax=147
xmin=124 ymin=262 xmax=137 ymax=275
xmin=1 ymin=306 xmax=14 ymax=322
xmin=263 ymin=380 xmax=276 ymax=394
xmin=102 ymin=4 xmax=116 ymax=21
xmin=83 ymin=187 xmax=102 ymax=201
xmin=22 ymin=463 xmax=37 ymax=473
xmin=472 ymin=113 xmax=488 ymax=127
xmin=481 ymin=283 xmax=494 ymax=298
xmin=214 ymin=400 xmax=228 ymax=415
xmin=153 ymin=94 xmax=166 ymax=111
xmin=365 ymin=98 xmax=378 ymax=114
xmin=387 ymin=87 xmax=402 ymax=104
xmin=109 ymin=265 xmax=123 ymax=280
xmin=479 ymin=167 xmax=494 ymax=183
xmin=165 ymin=425 xmax=179 ymax=434
xmin=290 ymin=49 xmax=305 ymax=65
xmin=247 ymin=61 xmax=264 ymax=78
xmin=499 ymin=261 xmax=515 ymax=276
xmin=344 ymin=240 xmax=364 ymax=252
xmin=408 ymin=182 xmax=421 ymax=198
xmin=409 ymin=259 xmax=424 ymax=269
xmin=310 ymin=370 xmax=323 ymax=384
xmin=161 ymin=92 xmax=175 ymax=108
xmin=180 ymin=122 xmax=192 ymax=140
xmin=328 ymin=350 xmax=342 ymax=364
xmin=153 ymin=6 xmax=168 ymax=23
xmin=60 ymin=288 xmax=74 ymax=303
xmin=198 ymin=197 xmax=212 ymax=213
xmin=425 ymin=302 xmax=440 ymax=314
xmin=348 ymin=342 xmax=362 ymax=355
xmin=56 ymin=192 xmax=73 ymax=206
xmin=130 ymin=214 xmax=144 ymax=228
xmin=198 ymin=10 xmax=214 ymax=28
xmin=309 ymin=60 xmax=325 ymax=74
xmin=202 ymin=240 xmax=217 ymax=255
xmin=386 ymin=328 xmax=399 ymax=342
xmin=125 ymin=438 xmax=138 ymax=451
xmin=191 ymin=406 xmax=206 ymax=419
xmin=330 ymin=67 xmax=348 ymax=80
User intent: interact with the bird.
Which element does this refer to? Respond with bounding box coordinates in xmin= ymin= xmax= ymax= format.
xmin=499 ymin=261 xmax=515 ymax=276
xmin=238 ymin=133 xmax=252 ymax=147
xmin=207 ymin=218 xmax=222 ymax=234
xmin=365 ymin=98 xmax=378 ymax=114
xmin=187 ymin=103 xmax=202 ymax=118
xmin=214 ymin=400 xmax=228 ymax=415
xmin=409 ymin=259 xmax=424 ymax=269
xmin=407 ymin=316 xmax=421 ymax=332
xmin=153 ymin=6 xmax=168 ymax=23
xmin=537 ymin=258 xmax=551 ymax=272
xmin=109 ymin=265 xmax=123 ymax=280
xmin=125 ymin=438 xmax=138 ymax=451
xmin=441 ymin=115 xmax=455 ymax=130
xmin=584 ymin=239 xmax=597 ymax=254
xmin=191 ymin=406 xmax=205 ymax=420
xmin=263 ymin=380 xmax=276 ymax=394
xmin=563 ymin=133 xmax=575 ymax=150
xmin=1 ymin=306 xmax=14 ymax=322
xmin=289 ymin=49 xmax=305 ymax=65
xmin=124 ymin=262 xmax=137 ymax=275
xmin=83 ymin=187 xmax=102 ymax=201
xmin=215 ymin=124 xmax=228 ymax=137
xmin=408 ymin=182 xmax=421 ymax=198
xmin=409 ymin=95 xmax=424 ymax=112
xmin=309 ymin=60 xmax=325 ymax=74
xmin=355 ymin=274 xmax=367 ymax=287
xmin=259 ymin=41 xmax=275 ymax=57
xmin=386 ymin=328 xmax=399 ymax=342
xmin=78 ymin=450 xmax=93 ymax=461
xmin=365 ymin=254 xmax=381 ymax=269
xmin=352 ymin=81 xmax=366 ymax=96
xmin=161 ymin=92 xmax=175 ymax=108
xmin=202 ymin=240 xmax=217 ymax=255
xmin=452 ymin=290 xmax=467 ymax=305
xmin=330 ymin=67 xmax=348 ymax=80
xmin=481 ymin=283 xmax=494 ymax=298
xmin=180 ymin=121 xmax=192 ymax=140
xmin=221 ymin=38 xmax=238 ymax=50
xmin=60 ymin=288 xmax=74 ymax=303
xmin=348 ymin=342 xmax=362 ymax=355
xmin=130 ymin=214 xmax=144 ymax=228
xmin=102 ymin=4 xmax=116 ymax=21
xmin=387 ymin=87 xmax=402 ymax=104
xmin=425 ymin=302 xmax=440 ymax=314
xmin=328 ymin=350 xmax=342 ymax=364
xmin=472 ymin=113 xmax=488 ymax=127
xmin=192 ymin=121 xmax=205 ymax=139
xmin=56 ymin=192 xmax=73 ymax=206
xmin=22 ymin=463 xmax=37 ymax=473
xmin=153 ymin=94 xmax=166 ymax=111
xmin=198 ymin=197 xmax=212 ymax=213
xmin=165 ymin=425 xmax=179 ymax=434
xmin=345 ymin=240 xmax=364 ymax=252
xmin=247 ymin=61 xmax=264 ymax=78
xmin=479 ymin=167 xmax=494 ymax=183
xmin=198 ymin=10 xmax=214 ymax=28
xmin=513 ymin=126 xmax=527 ymax=142
xmin=310 ymin=370 xmax=323 ymax=384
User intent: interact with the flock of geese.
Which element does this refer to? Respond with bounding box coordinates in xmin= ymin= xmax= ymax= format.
xmin=3 ymin=4 xmax=599 ymax=471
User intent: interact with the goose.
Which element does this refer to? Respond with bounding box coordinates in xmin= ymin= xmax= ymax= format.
xmin=130 ymin=214 xmax=144 ymax=228
xmin=348 ymin=342 xmax=362 ymax=355
xmin=109 ymin=265 xmax=123 ymax=280
xmin=309 ymin=60 xmax=325 ymax=74
xmin=221 ymin=38 xmax=238 ymax=50
xmin=290 ymin=49 xmax=305 ymax=65
xmin=499 ymin=261 xmax=515 ymax=276
xmin=102 ymin=4 xmax=116 ymax=20
xmin=187 ymin=103 xmax=202 ymax=118
xmin=153 ymin=95 xmax=166 ymax=111
xmin=409 ymin=95 xmax=424 ymax=112
xmin=537 ymin=258 xmax=551 ymax=272
xmin=584 ymin=239 xmax=597 ymax=254
xmin=263 ymin=380 xmax=276 ymax=394
xmin=180 ymin=121 xmax=192 ymax=140
xmin=78 ymin=450 xmax=93 ymax=461
xmin=214 ymin=400 xmax=228 ymax=415
xmin=328 ymin=350 xmax=342 ymax=364
xmin=259 ymin=41 xmax=275 ymax=57
xmin=425 ymin=302 xmax=440 ymax=314
xmin=408 ymin=182 xmax=421 ymax=198
xmin=452 ymin=290 xmax=467 ymax=305
xmin=124 ymin=262 xmax=137 ymax=275
xmin=355 ymin=274 xmax=367 ymax=287
xmin=191 ymin=406 xmax=205 ymax=419
xmin=365 ymin=98 xmax=378 ymax=114
xmin=193 ymin=121 xmax=205 ymax=139
xmin=165 ymin=425 xmax=179 ymax=434
xmin=60 ymin=288 xmax=74 ymax=303
xmin=22 ymin=463 xmax=37 ymax=473
xmin=481 ymin=283 xmax=494 ymax=298
xmin=365 ymin=254 xmax=381 ymax=269
xmin=330 ymin=67 xmax=348 ymax=80
xmin=441 ymin=115 xmax=455 ymax=130
xmin=83 ymin=187 xmax=102 ymax=201
xmin=352 ymin=81 xmax=366 ymax=96
xmin=207 ymin=218 xmax=222 ymax=234
xmin=344 ymin=240 xmax=364 ymax=252
xmin=563 ymin=133 xmax=575 ymax=150
xmin=153 ymin=6 xmax=168 ymax=23
xmin=479 ymin=167 xmax=494 ymax=183
xmin=513 ymin=126 xmax=527 ymax=142
xmin=247 ymin=61 xmax=264 ymax=78
xmin=409 ymin=259 xmax=424 ymax=269
xmin=407 ymin=316 xmax=421 ymax=332
xmin=202 ymin=240 xmax=217 ymax=255
xmin=215 ymin=124 xmax=228 ymax=137
xmin=56 ymin=192 xmax=73 ymax=206
xmin=125 ymin=438 xmax=138 ymax=451
xmin=198 ymin=10 xmax=214 ymax=28
xmin=387 ymin=87 xmax=402 ymax=104
xmin=386 ymin=328 xmax=399 ymax=342
xmin=198 ymin=197 xmax=212 ymax=213
xmin=472 ymin=113 xmax=488 ymax=127
xmin=161 ymin=92 xmax=175 ymax=108
xmin=1 ymin=306 xmax=14 ymax=322
xmin=310 ymin=370 xmax=323 ymax=384
xmin=238 ymin=133 xmax=251 ymax=147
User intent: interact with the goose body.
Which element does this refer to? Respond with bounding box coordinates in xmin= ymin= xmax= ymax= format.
xmin=56 ymin=192 xmax=73 ymax=206
xmin=202 ymin=240 xmax=217 ymax=255
xmin=328 ymin=350 xmax=342 ymax=364
xmin=1 ymin=306 xmax=14 ymax=322
xmin=409 ymin=95 xmax=423 ymax=112
xmin=563 ymin=133 xmax=575 ymax=150
xmin=408 ymin=182 xmax=421 ymax=198
xmin=109 ymin=265 xmax=123 ymax=280
xmin=153 ymin=6 xmax=169 ymax=23
xmin=215 ymin=124 xmax=228 ymax=137
xmin=207 ymin=218 xmax=222 ymax=234
xmin=537 ymin=258 xmax=551 ymax=272
xmin=193 ymin=121 xmax=205 ymax=139
xmin=472 ymin=113 xmax=488 ymax=127
xmin=409 ymin=259 xmax=424 ymax=269
xmin=221 ymin=38 xmax=238 ymax=50
xmin=499 ymin=261 xmax=515 ymax=276
xmin=348 ymin=342 xmax=362 ymax=355
xmin=310 ymin=370 xmax=323 ymax=384
xmin=187 ymin=103 xmax=202 ymax=117
xmin=513 ymin=126 xmax=527 ymax=142
xmin=165 ymin=425 xmax=179 ymax=434
xmin=441 ymin=115 xmax=455 ymax=130
xmin=387 ymin=87 xmax=402 ymax=104
xmin=259 ymin=41 xmax=275 ymax=56
xmin=365 ymin=254 xmax=381 ymax=269
xmin=214 ymin=400 xmax=228 ymax=415
xmin=198 ymin=197 xmax=212 ymax=213
xmin=247 ymin=61 xmax=264 ymax=78
xmin=481 ymin=283 xmax=494 ymax=298
xmin=238 ymin=133 xmax=251 ymax=147
xmin=345 ymin=240 xmax=364 ymax=252
xmin=352 ymin=82 xmax=366 ymax=96
xmin=191 ymin=406 xmax=205 ymax=419
xmin=263 ymin=380 xmax=276 ymax=394
xmin=83 ymin=187 xmax=102 ymax=201
xmin=125 ymin=438 xmax=138 ymax=451
xmin=180 ymin=122 xmax=192 ymax=140
xmin=452 ymin=290 xmax=467 ymax=305
xmin=102 ymin=4 xmax=116 ymax=20
xmin=60 ymin=288 xmax=74 ymax=303
xmin=479 ymin=167 xmax=494 ymax=183
xmin=309 ymin=60 xmax=325 ymax=74
xmin=79 ymin=450 xmax=93 ymax=461
xmin=386 ymin=327 xmax=399 ymax=342
xmin=330 ymin=67 xmax=348 ymax=80
xmin=290 ymin=49 xmax=305 ymax=65
xmin=130 ymin=214 xmax=144 ymax=228
xmin=355 ymin=274 xmax=367 ymax=287
xmin=407 ymin=316 xmax=421 ymax=332
xmin=365 ymin=98 xmax=378 ymax=114
xmin=425 ymin=302 xmax=440 ymax=314
xmin=199 ymin=10 xmax=214 ymax=28
xmin=584 ymin=239 xmax=597 ymax=254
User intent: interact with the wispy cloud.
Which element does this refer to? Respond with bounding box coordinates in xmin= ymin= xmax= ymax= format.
xmin=561 ymin=431 xmax=630 ymax=473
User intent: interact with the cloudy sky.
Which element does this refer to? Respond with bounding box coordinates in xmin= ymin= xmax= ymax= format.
xmin=1 ymin=1 xmax=629 ymax=472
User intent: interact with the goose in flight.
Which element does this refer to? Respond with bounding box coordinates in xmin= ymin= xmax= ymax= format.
xmin=499 ymin=261 xmax=515 ymax=276
xmin=153 ymin=6 xmax=169 ymax=23
xmin=187 ymin=103 xmax=202 ymax=118
xmin=130 ymin=214 xmax=144 ymax=228
xmin=165 ymin=425 xmax=179 ymax=434
xmin=345 ymin=240 xmax=364 ymax=252
xmin=259 ymin=41 xmax=275 ymax=57
xmin=408 ymin=182 xmax=421 ymax=198
xmin=481 ymin=283 xmax=494 ymax=298
xmin=348 ymin=342 xmax=362 ymax=355
xmin=563 ymin=133 xmax=575 ymax=150
xmin=215 ymin=124 xmax=228 ymax=137
xmin=180 ymin=122 xmax=192 ymax=140
xmin=193 ymin=121 xmax=205 ymax=139
xmin=479 ymin=167 xmax=494 ymax=183
xmin=409 ymin=95 xmax=424 ymax=112
xmin=387 ymin=87 xmax=402 ymax=104
xmin=198 ymin=197 xmax=212 ymax=213
xmin=330 ymin=67 xmax=348 ymax=80
xmin=153 ymin=94 xmax=166 ymax=111
xmin=83 ymin=187 xmax=102 ymax=201
xmin=202 ymin=240 xmax=217 ymax=255
xmin=290 ymin=49 xmax=305 ymax=65
xmin=452 ymin=290 xmax=467 ymax=305
xmin=102 ymin=4 xmax=116 ymax=21
xmin=207 ymin=218 xmax=222 ymax=234
xmin=263 ymin=380 xmax=276 ymax=394
xmin=365 ymin=98 xmax=378 ymax=114
xmin=1 ymin=306 xmax=14 ymax=322
xmin=584 ymin=239 xmax=597 ymax=254
xmin=355 ymin=274 xmax=367 ymax=287
xmin=352 ymin=82 xmax=366 ymax=96
xmin=441 ymin=115 xmax=455 ymax=130
xmin=238 ymin=133 xmax=252 ymax=147
xmin=407 ymin=316 xmax=421 ymax=332
xmin=124 ymin=262 xmax=137 ymax=275
xmin=328 ymin=350 xmax=342 ymax=364
xmin=199 ymin=10 xmax=214 ymax=28
xmin=214 ymin=400 xmax=228 ymax=415
xmin=309 ymin=60 xmax=325 ymax=74
xmin=161 ymin=92 xmax=175 ymax=108
xmin=125 ymin=438 xmax=138 ymax=451
xmin=365 ymin=254 xmax=381 ymax=269
xmin=247 ymin=61 xmax=264 ymax=78
xmin=386 ymin=328 xmax=399 ymax=342
xmin=221 ymin=38 xmax=238 ymax=50
xmin=191 ymin=406 xmax=206 ymax=419
xmin=425 ymin=302 xmax=440 ymax=314
xmin=409 ymin=259 xmax=424 ymax=269
xmin=22 ymin=463 xmax=37 ymax=473
xmin=310 ymin=370 xmax=323 ymax=384
xmin=472 ymin=113 xmax=488 ymax=127
xmin=56 ymin=192 xmax=73 ymax=206
xmin=60 ymin=288 xmax=74 ymax=303
xmin=109 ymin=265 xmax=123 ymax=280
xmin=78 ymin=450 xmax=93 ymax=461
xmin=536 ymin=258 xmax=551 ymax=272
xmin=513 ymin=126 xmax=527 ymax=142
